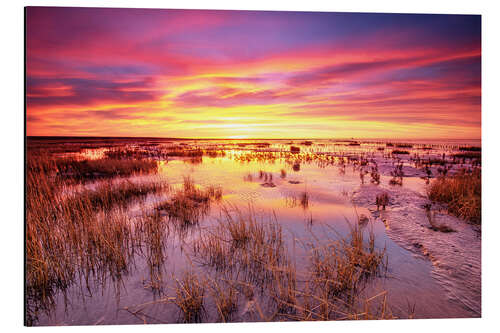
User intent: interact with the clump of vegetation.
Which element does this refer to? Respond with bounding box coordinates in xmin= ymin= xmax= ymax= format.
xmin=425 ymin=158 xmax=447 ymax=166
xmin=258 ymin=170 xmax=274 ymax=182
xmin=395 ymin=144 xmax=413 ymax=148
xmin=280 ymin=169 xmax=287 ymax=179
xmin=459 ymin=146 xmax=481 ymax=152
xmin=166 ymin=147 xmax=225 ymax=158
xmin=173 ymin=272 xmax=206 ymax=323
xmin=391 ymin=150 xmax=410 ymax=155
xmin=427 ymin=168 xmax=481 ymax=224
xmin=208 ymin=280 xmax=238 ymax=322
xmin=193 ymin=207 xmax=287 ymax=286
xmin=453 ymin=152 xmax=481 ymax=159
xmin=67 ymin=179 xmax=168 ymax=211
xmin=243 ymin=173 xmax=253 ymax=182
xmin=359 ymin=169 xmax=369 ymax=184
xmin=300 ymin=191 xmax=309 ymax=209
xmin=156 ymin=177 xmax=222 ymax=226
xmin=136 ymin=211 xmax=169 ymax=291
xmin=370 ymin=165 xmax=380 ymax=185
xmin=376 ymin=193 xmax=389 ymax=211
xmin=55 ymin=157 xmax=158 ymax=180
xmin=283 ymin=190 xmax=310 ymax=210
xmin=26 ymin=166 xmax=141 ymax=325
xmin=258 ymin=170 xmax=276 ymax=187
xmin=191 ymin=207 xmax=390 ymax=322
xmin=389 ymin=163 xmax=404 ymax=186
xmin=309 ymin=223 xmax=386 ymax=306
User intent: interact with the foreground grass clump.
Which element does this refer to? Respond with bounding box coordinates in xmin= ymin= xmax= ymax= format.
xmin=26 ymin=177 xmax=138 ymax=324
xmin=25 ymin=152 xmax=168 ymax=325
xmin=135 ymin=212 xmax=170 ymax=291
xmin=194 ymin=207 xmax=287 ymax=283
xmin=191 ymin=207 xmax=389 ymax=321
xmin=310 ymin=223 xmax=386 ymax=304
xmin=427 ymin=168 xmax=481 ymax=224
xmin=173 ymin=272 xmax=206 ymax=323
xmin=208 ymin=279 xmax=238 ymax=322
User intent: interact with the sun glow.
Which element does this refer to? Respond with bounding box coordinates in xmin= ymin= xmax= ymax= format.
xmin=26 ymin=8 xmax=480 ymax=139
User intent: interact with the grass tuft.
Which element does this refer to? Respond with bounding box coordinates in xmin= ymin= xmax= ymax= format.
xmin=427 ymin=168 xmax=481 ymax=224
xmin=173 ymin=272 xmax=206 ymax=323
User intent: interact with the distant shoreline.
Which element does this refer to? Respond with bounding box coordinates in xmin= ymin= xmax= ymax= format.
xmin=26 ymin=136 xmax=481 ymax=142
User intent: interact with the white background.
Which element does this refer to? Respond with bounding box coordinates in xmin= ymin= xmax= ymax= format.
xmin=1 ymin=0 xmax=498 ymax=332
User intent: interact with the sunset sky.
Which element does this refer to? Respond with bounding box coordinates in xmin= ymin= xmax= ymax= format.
xmin=26 ymin=7 xmax=481 ymax=139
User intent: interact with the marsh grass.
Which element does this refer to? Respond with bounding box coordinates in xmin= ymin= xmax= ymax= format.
xmin=191 ymin=207 xmax=389 ymax=322
xmin=67 ymin=179 xmax=168 ymax=211
xmin=207 ymin=279 xmax=238 ymax=322
xmin=300 ymin=191 xmax=309 ymax=209
xmin=453 ymin=152 xmax=481 ymax=160
xmin=173 ymin=272 xmax=206 ymax=323
xmin=376 ymin=193 xmax=389 ymax=211
xmin=55 ymin=157 xmax=158 ymax=180
xmin=370 ymin=165 xmax=380 ymax=185
xmin=26 ymin=188 xmax=138 ymax=325
xmin=391 ymin=150 xmax=410 ymax=155
xmin=345 ymin=291 xmax=397 ymax=320
xmin=27 ymin=142 xmax=424 ymax=324
xmin=25 ymin=152 xmax=168 ymax=325
xmin=458 ymin=146 xmax=481 ymax=152
xmin=135 ymin=211 xmax=170 ymax=291
xmin=309 ymin=223 xmax=386 ymax=305
xmin=427 ymin=168 xmax=481 ymax=224
xmin=389 ymin=163 xmax=404 ymax=186
xmin=193 ymin=206 xmax=287 ymax=286
xmin=155 ymin=177 xmax=222 ymax=227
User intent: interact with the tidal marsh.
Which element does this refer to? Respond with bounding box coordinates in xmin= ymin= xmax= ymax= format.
xmin=25 ymin=137 xmax=481 ymax=325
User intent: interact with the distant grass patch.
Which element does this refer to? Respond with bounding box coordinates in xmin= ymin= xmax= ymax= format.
xmin=391 ymin=150 xmax=410 ymax=155
xmin=428 ymin=168 xmax=481 ymax=224
xmin=395 ymin=144 xmax=413 ymax=148
xmin=55 ymin=157 xmax=158 ymax=180
xmin=67 ymin=179 xmax=168 ymax=211
xmin=458 ymin=146 xmax=481 ymax=152
xmin=453 ymin=152 xmax=481 ymax=159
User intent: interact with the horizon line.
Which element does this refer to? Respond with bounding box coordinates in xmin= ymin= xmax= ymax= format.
xmin=26 ymin=135 xmax=482 ymax=141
